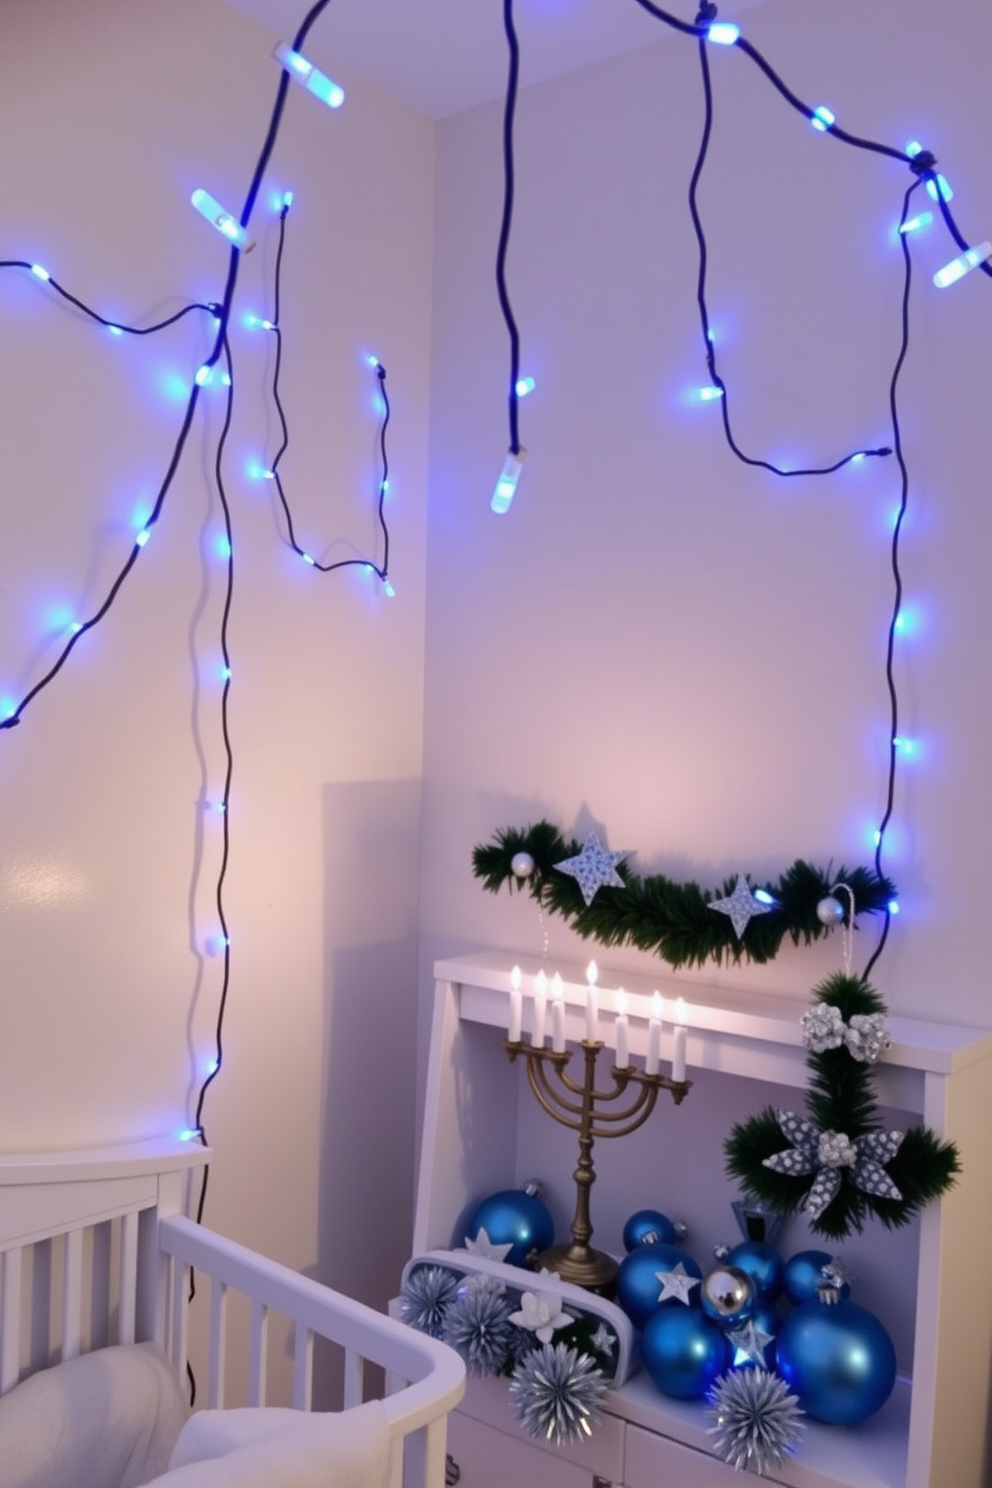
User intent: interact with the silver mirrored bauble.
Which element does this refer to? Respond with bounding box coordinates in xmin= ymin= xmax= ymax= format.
xmin=510 ymin=851 xmax=535 ymax=879
xmin=816 ymin=895 xmax=845 ymax=927
xmin=700 ymin=1264 xmax=756 ymax=1326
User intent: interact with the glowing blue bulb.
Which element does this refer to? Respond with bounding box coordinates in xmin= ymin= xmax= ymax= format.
xmin=696 ymin=385 xmax=724 ymax=402
xmin=206 ymin=1058 xmax=220 ymax=1075
xmin=899 ymin=211 xmax=933 ymax=235
xmin=273 ymin=42 xmax=345 ymax=108
xmin=707 ymin=21 xmax=740 ymax=44
xmin=515 ymin=376 xmax=536 ymax=397
xmin=753 ymin=889 xmax=776 ymax=905
xmin=220 ymin=665 xmax=232 ymax=681
xmin=894 ymin=611 xmax=906 ymax=632
xmin=190 ymin=189 xmax=254 ymax=251
xmin=245 ymin=313 xmax=276 ymax=331
xmin=850 ymin=452 xmax=866 ymax=464
xmin=179 ymin=1129 xmax=199 ymax=1142
xmin=135 ymin=528 xmax=152 ymax=548
xmin=30 ymin=264 xmax=51 ymax=281
xmin=215 ymin=534 xmax=232 ymax=559
xmin=108 ymin=324 xmax=124 ymax=336
xmin=925 ymin=174 xmax=953 ymax=203
xmin=873 ymin=829 xmax=883 ymax=847
xmin=215 ymin=801 xmax=226 ymax=813
xmin=282 ymin=190 xmax=294 ymax=208
xmin=69 ymin=621 xmax=83 ymax=635
xmin=383 ymin=578 xmax=396 ymax=598
xmin=302 ymin=551 xmax=316 ymax=566
xmin=367 ymin=354 xmax=381 ymax=369
xmin=1 ymin=697 xmax=16 ymax=719
xmin=491 ymin=449 xmax=525 ymax=515
xmin=220 ymin=372 xmax=232 ymax=386
xmin=810 ymin=106 xmax=835 ymax=132
xmin=905 ymin=140 xmax=923 ymax=158
xmin=934 ymin=240 xmax=991 ymax=288
xmin=195 ymin=365 xmax=212 ymax=386
xmin=888 ymin=899 xmax=900 ymax=915
xmin=893 ymin=736 xmax=914 ymax=755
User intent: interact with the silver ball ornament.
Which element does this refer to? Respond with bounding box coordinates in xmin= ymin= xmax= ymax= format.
xmin=816 ymin=895 xmax=845 ymax=927
xmin=510 ymin=851 xmax=535 ymax=879
xmin=700 ymin=1265 xmax=756 ymax=1327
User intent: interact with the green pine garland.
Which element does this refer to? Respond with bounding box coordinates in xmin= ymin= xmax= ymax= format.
xmin=725 ymin=973 xmax=960 ymax=1240
xmin=472 ymin=820 xmax=896 ymax=971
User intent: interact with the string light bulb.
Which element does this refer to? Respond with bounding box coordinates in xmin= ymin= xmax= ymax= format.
xmin=515 ymin=376 xmax=536 ymax=396
xmin=933 ymin=240 xmax=991 ymax=288
xmin=491 ymin=448 xmax=525 ymax=515
xmin=273 ymin=42 xmax=345 ymax=109
xmin=899 ymin=211 xmax=933 ymax=235
xmin=30 ymin=264 xmax=50 ymax=281
xmin=707 ymin=22 xmax=740 ymax=44
xmin=190 ymin=189 xmax=255 ymax=252
xmin=810 ymin=106 xmax=836 ymax=132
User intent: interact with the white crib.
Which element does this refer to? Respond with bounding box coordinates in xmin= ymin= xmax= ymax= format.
xmin=0 ymin=1138 xmax=464 ymax=1488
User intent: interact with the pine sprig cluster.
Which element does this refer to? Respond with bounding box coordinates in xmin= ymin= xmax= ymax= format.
xmin=472 ymin=822 xmax=895 ymax=970
xmin=725 ymin=973 xmax=960 ymax=1240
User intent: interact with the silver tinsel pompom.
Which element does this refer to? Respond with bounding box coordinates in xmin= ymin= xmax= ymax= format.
xmin=510 ymin=851 xmax=535 ymax=879
xmin=399 ymin=1265 xmax=459 ymax=1339
xmin=443 ymin=1276 xmax=515 ymax=1376
xmin=509 ymin=1342 xmax=608 ymax=1446
xmin=707 ymin=1367 xmax=805 ymax=1475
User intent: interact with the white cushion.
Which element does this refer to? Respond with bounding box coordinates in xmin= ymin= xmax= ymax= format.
xmin=0 ymin=1342 xmax=187 ymax=1488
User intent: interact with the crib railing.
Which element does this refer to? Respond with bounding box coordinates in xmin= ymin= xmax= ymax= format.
xmin=159 ymin=1214 xmax=465 ymax=1488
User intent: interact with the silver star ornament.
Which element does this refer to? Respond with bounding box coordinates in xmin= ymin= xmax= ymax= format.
xmin=554 ymin=832 xmax=626 ymax=906
xmin=655 ymin=1261 xmax=701 ymax=1305
xmin=464 ymin=1226 xmax=514 ymax=1262
xmin=708 ymin=875 xmax=774 ymax=939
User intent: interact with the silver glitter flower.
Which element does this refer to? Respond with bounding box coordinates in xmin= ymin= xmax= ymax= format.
xmin=509 ymin=1343 xmax=608 ymax=1445
xmin=444 ymin=1275 xmax=515 ymax=1376
xmin=801 ymin=1002 xmax=845 ymax=1053
xmin=708 ymin=1368 xmax=804 ymax=1474
xmin=399 ymin=1265 xmax=460 ymax=1338
xmin=844 ymin=1012 xmax=891 ymax=1063
xmin=763 ymin=1110 xmax=905 ymax=1221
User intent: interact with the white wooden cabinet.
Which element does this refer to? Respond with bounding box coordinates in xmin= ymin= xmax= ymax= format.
xmin=414 ymin=952 xmax=992 ymax=1488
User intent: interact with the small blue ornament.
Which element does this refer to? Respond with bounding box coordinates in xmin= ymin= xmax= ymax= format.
xmin=464 ymin=1186 xmax=555 ymax=1269
xmin=622 ymin=1208 xmax=677 ymax=1251
xmin=641 ymin=1306 xmax=730 ymax=1399
xmin=776 ymin=1297 xmax=896 ymax=1424
xmin=783 ymin=1249 xmax=850 ymax=1306
xmin=726 ymin=1240 xmax=784 ymax=1301
xmin=616 ymin=1242 xmax=703 ymax=1329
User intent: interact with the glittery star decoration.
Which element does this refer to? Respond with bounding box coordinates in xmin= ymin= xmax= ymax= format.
xmin=554 ymin=832 xmax=626 ymax=906
xmin=590 ymin=1323 xmax=616 ymax=1356
xmin=655 ymin=1262 xmax=701 ymax=1305
xmin=708 ymin=875 xmax=774 ymax=939
xmin=464 ymin=1227 xmax=514 ymax=1262
xmin=728 ymin=1319 xmax=776 ymax=1368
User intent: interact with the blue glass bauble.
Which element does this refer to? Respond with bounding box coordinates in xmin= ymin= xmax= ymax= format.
xmin=641 ymin=1306 xmax=730 ymax=1399
xmin=728 ymin=1299 xmax=782 ymax=1369
xmin=622 ymin=1208 xmax=677 ymax=1251
xmin=464 ymin=1188 xmax=554 ymax=1269
xmin=699 ymin=1264 xmax=756 ymax=1327
xmin=776 ymin=1298 xmax=897 ymax=1424
xmin=616 ymin=1242 xmax=703 ymax=1329
xmin=726 ymin=1240 xmax=784 ymax=1301
xmin=783 ymin=1249 xmax=850 ymax=1306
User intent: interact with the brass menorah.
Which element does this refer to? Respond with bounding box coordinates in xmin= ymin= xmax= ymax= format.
xmin=504 ymin=1036 xmax=692 ymax=1294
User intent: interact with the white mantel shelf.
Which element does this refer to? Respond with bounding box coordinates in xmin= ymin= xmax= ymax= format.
xmin=416 ymin=951 xmax=992 ymax=1488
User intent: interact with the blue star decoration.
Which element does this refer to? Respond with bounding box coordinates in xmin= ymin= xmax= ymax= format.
xmin=708 ymin=875 xmax=774 ymax=939
xmin=555 ymin=832 xmax=627 ymax=906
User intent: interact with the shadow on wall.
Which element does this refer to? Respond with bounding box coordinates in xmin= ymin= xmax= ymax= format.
xmin=313 ymin=778 xmax=422 ymax=1407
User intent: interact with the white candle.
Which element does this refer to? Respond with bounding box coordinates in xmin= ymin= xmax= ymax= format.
xmin=646 ymin=990 xmax=663 ymax=1075
xmin=673 ymin=996 xmax=688 ymax=1082
xmin=615 ymin=988 xmax=630 ymax=1068
xmin=509 ymin=964 xmax=523 ymax=1043
xmin=551 ymin=974 xmax=566 ymax=1053
xmin=585 ymin=960 xmax=600 ymax=1042
xmin=533 ymin=970 xmax=547 ymax=1047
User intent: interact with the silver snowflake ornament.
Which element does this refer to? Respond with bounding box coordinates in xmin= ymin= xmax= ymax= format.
xmin=554 ymin=832 xmax=626 ymax=906
xmin=708 ymin=876 xmax=774 ymax=939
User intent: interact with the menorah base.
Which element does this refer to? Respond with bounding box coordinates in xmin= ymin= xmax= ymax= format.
xmin=536 ymin=1242 xmax=619 ymax=1297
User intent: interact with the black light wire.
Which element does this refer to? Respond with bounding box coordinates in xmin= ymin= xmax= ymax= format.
xmin=496 ymin=0 xmax=523 ymax=460
xmin=688 ymin=8 xmax=891 ymax=476
xmin=267 ymin=200 xmax=393 ymax=580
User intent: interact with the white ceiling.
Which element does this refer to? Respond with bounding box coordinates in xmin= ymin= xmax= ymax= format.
xmin=220 ymin=0 xmax=766 ymax=120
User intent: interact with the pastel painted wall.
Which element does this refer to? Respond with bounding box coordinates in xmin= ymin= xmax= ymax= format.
xmin=0 ymin=0 xmax=434 ymax=1348
xmin=420 ymin=0 xmax=992 ymax=1031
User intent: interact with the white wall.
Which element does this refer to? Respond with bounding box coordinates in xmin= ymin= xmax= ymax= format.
xmin=0 ymin=0 xmax=434 ymax=1350
xmin=421 ymin=0 xmax=992 ymax=1031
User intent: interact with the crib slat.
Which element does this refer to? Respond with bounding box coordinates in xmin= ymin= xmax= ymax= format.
xmin=118 ymin=1211 xmax=139 ymax=1344
xmin=61 ymin=1229 xmax=83 ymax=1361
xmin=208 ymin=1279 xmax=228 ymax=1408
xmin=248 ymin=1298 xmax=268 ymax=1405
xmin=292 ymin=1321 xmax=314 ymax=1411
xmin=1 ymin=1248 xmax=23 ymax=1394
xmin=170 ymin=1257 xmax=189 ymax=1379
xmin=343 ymin=1345 xmax=365 ymax=1409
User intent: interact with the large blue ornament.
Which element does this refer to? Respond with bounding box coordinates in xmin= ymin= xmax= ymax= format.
xmin=776 ymin=1297 xmax=897 ymax=1424
xmin=783 ymin=1249 xmax=850 ymax=1306
xmin=463 ymin=1187 xmax=555 ymax=1269
xmin=616 ymin=1242 xmax=703 ymax=1329
xmin=726 ymin=1240 xmax=784 ymax=1301
xmin=641 ymin=1307 xmax=730 ymax=1399
xmin=622 ymin=1208 xmax=677 ymax=1251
